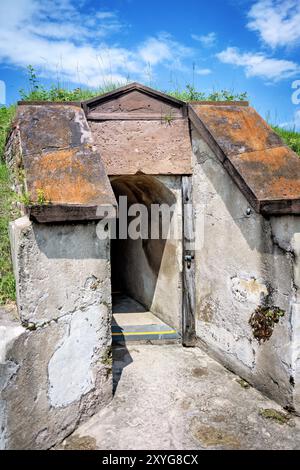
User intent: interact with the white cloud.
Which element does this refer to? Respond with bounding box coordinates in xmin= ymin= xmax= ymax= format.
xmin=216 ymin=47 xmax=299 ymax=81
xmin=0 ymin=0 xmax=193 ymax=88
xmin=196 ymin=68 xmax=212 ymax=76
xmin=138 ymin=34 xmax=193 ymax=71
xmin=248 ymin=0 xmax=300 ymax=48
xmin=191 ymin=32 xmax=217 ymax=47
xmin=139 ymin=37 xmax=172 ymax=65
xmin=280 ymin=110 xmax=300 ymax=131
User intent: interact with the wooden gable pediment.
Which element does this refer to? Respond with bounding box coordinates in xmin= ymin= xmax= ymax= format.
xmin=82 ymin=82 xmax=187 ymax=121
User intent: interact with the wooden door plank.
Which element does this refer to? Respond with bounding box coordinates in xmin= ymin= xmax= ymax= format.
xmin=182 ymin=176 xmax=196 ymax=346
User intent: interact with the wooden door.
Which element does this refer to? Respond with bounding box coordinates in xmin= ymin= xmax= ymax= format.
xmin=182 ymin=176 xmax=196 ymax=346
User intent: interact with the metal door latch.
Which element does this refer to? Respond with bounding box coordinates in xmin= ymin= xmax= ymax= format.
xmin=184 ymin=254 xmax=194 ymax=269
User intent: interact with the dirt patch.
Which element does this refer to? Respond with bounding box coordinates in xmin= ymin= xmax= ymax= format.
xmin=200 ymin=301 xmax=214 ymax=323
xmin=192 ymin=421 xmax=241 ymax=449
xmin=62 ymin=435 xmax=97 ymax=450
xmin=192 ymin=367 xmax=208 ymax=378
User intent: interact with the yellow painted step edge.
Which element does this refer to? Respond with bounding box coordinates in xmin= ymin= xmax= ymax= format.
xmin=112 ymin=330 xmax=177 ymax=336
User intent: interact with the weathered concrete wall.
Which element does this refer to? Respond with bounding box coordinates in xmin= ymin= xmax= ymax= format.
xmin=0 ymin=217 xmax=112 ymax=449
xmin=191 ymin=125 xmax=300 ymax=412
xmin=269 ymin=217 xmax=300 ymax=412
xmin=89 ymin=120 xmax=192 ymax=175
xmin=111 ymin=175 xmax=183 ymax=331
xmin=9 ymin=217 xmax=111 ymax=327
xmin=151 ymin=176 xmax=182 ymax=330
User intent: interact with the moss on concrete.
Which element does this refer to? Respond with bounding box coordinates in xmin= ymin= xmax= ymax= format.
xmin=259 ymin=408 xmax=291 ymax=425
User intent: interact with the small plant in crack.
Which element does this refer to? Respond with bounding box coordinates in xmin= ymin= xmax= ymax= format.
xmin=36 ymin=188 xmax=50 ymax=205
xmin=18 ymin=191 xmax=32 ymax=206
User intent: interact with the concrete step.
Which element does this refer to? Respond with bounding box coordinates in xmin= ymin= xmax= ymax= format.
xmin=112 ymin=294 xmax=180 ymax=344
xmin=112 ymin=322 xmax=180 ymax=343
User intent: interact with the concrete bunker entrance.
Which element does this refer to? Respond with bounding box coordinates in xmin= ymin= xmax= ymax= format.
xmin=110 ymin=175 xmax=182 ymax=343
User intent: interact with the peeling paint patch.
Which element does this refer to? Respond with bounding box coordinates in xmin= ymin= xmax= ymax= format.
xmin=231 ymin=276 xmax=268 ymax=303
xmin=48 ymin=306 xmax=106 ymax=408
xmin=0 ymin=325 xmax=25 ymax=364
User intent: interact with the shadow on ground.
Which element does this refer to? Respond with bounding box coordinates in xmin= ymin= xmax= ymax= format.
xmin=112 ymin=344 xmax=133 ymax=395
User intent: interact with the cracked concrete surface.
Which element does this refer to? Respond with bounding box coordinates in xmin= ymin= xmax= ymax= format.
xmin=59 ymin=345 xmax=300 ymax=450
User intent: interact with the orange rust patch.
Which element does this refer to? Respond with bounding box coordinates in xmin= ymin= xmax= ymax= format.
xmin=24 ymin=146 xmax=114 ymax=205
xmin=267 ymin=177 xmax=300 ymax=200
xmin=236 ymin=146 xmax=291 ymax=172
xmin=230 ymin=146 xmax=300 ymax=201
xmin=191 ymin=100 xmax=300 ymax=209
xmin=12 ymin=103 xmax=116 ymax=221
xmin=30 ymin=175 xmax=102 ymax=204
xmin=38 ymin=148 xmax=86 ymax=173
xmin=192 ymin=104 xmax=282 ymax=156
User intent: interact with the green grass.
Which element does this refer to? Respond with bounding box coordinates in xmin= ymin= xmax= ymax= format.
xmin=0 ymin=105 xmax=15 ymax=156
xmin=168 ymin=84 xmax=248 ymax=102
xmin=0 ymin=162 xmax=18 ymax=304
xmin=272 ymin=126 xmax=300 ymax=155
xmin=20 ymin=82 xmax=121 ymax=102
xmin=19 ymin=65 xmax=124 ymax=102
xmin=19 ymin=65 xmax=249 ymax=103
xmin=0 ymin=105 xmax=18 ymax=304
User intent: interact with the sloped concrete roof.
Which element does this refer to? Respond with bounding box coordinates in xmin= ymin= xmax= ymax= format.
xmin=9 ymin=103 xmax=116 ymax=222
xmin=189 ymin=102 xmax=300 ymax=215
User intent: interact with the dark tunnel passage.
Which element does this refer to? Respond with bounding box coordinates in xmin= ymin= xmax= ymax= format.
xmin=109 ymin=174 xmax=181 ymax=331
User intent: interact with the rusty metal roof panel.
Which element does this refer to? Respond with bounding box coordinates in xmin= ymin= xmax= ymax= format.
xmin=14 ymin=104 xmax=116 ymax=222
xmin=189 ymin=103 xmax=300 ymax=215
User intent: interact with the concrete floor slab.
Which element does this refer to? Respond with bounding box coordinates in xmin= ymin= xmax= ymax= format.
xmin=112 ymin=312 xmax=165 ymax=326
xmin=112 ymin=294 xmax=180 ymax=343
xmin=59 ymin=345 xmax=300 ymax=450
xmin=112 ymin=294 xmax=146 ymax=314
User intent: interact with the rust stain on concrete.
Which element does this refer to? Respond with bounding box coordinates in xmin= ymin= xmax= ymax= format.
xmin=191 ymin=104 xmax=283 ymax=156
xmin=13 ymin=104 xmax=116 ymax=221
xmin=190 ymin=102 xmax=300 ymax=213
xmin=25 ymin=146 xmax=113 ymax=205
xmin=231 ymin=147 xmax=300 ymax=201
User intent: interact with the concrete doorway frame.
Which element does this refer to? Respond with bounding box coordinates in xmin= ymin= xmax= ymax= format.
xmin=108 ymin=174 xmax=196 ymax=346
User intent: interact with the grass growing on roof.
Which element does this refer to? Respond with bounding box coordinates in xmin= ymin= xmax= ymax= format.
xmin=19 ymin=65 xmax=123 ymax=102
xmin=272 ymin=126 xmax=300 ymax=155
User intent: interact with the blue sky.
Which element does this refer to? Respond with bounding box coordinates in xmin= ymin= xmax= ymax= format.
xmin=0 ymin=0 xmax=300 ymax=129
